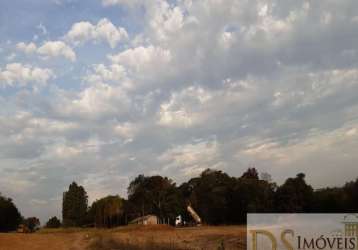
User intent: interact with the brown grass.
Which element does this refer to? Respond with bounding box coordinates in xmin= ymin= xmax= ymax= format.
xmin=0 ymin=225 xmax=246 ymax=250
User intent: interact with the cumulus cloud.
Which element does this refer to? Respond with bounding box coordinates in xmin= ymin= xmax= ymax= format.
xmin=16 ymin=42 xmax=37 ymax=54
xmin=83 ymin=63 xmax=127 ymax=84
xmin=107 ymin=45 xmax=172 ymax=85
xmin=109 ymin=45 xmax=171 ymax=71
xmin=0 ymin=63 xmax=54 ymax=89
xmin=56 ymin=83 xmax=131 ymax=120
xmin=65 ymin=18 xmax=128 ymax=48
xmin=38 ymin=41 xmax=76 ymax=61
xmin=16 ymin=41 xmax=76 ymax=61
xmin=158 ymin=86 xmax=212 ymax=128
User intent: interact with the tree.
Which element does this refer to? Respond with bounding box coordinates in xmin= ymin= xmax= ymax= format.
xmin=312 ymin=188 xmax=346 ymax=212
xmin=0 ymin=194 xmax=22 ymax=232
xmin=241 ymin=167 xmax=259 ymax=180
xmin=46 ymin=216 xmax=61 ymax=228
xmin=181 ymin=169 xmax=234 ymax=225
xmin=260 ymin=172 xmax=272 ymax=183
xmin=23 ymin=217 xmax=40 ymax=232
xmin=62 ymin=182 xmax=88 ymax=227
xmin=228 ymin=174 xmax=275 ymax=224
xmin=89 ymin=195 xmax=125 ymax=228
xmin=128 ymin=175 xmax=184 ymax=224
xmin=343 ymin=178 xmax=358 ymax=212
xmin=275 ymin=173 xmax=314 ymax=212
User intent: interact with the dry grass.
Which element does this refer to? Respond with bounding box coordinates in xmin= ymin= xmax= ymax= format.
xmin=0 ymin=225 xmax=246 ymax=250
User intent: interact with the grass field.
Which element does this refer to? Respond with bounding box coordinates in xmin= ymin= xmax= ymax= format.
xmin=0 ymin=225 xmax=246 ymax=250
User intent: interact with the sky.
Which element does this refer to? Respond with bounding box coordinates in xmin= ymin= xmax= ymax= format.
xmin=1 ymin=0 xmax=358 ymax=224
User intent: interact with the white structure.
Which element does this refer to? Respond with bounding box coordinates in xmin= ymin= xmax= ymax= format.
xmin=129 ymin=214 xmax=158 ymax=225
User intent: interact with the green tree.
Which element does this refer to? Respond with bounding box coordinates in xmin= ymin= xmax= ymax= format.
xmin=128 ymin=175 xmax=184 ymax=223
xmin=181 ymin=169 xmax=234 ymax=225
xmin=228 ymin=171 xmax=275 ymax=224
xmin=45 ymin=216 xmax=61 ymax=228
xmin=62 ymin=182 xmax=88 ymax=227
xmin=23 ymin=217 xmax=40 ymax=232
xmin=89 ymin=195 xmax=125 ymax=228
xmin=275 ymin=173 xmax=314 ymax=212
xmin=343 ymin=178 xmax=358 ymax=212
xmin=0 ymin=194 xmax=22 ymax=232
xmin=312 ymin=188 xmax=346 ymax=212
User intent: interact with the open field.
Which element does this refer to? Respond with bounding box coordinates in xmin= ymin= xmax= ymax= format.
xmin=0 ymin=225 xmax=246 ymax=250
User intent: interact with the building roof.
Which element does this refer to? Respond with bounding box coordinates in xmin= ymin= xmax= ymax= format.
xmin=129 ymin=214 xmax=157 ymax=224
xmin=343 ymin=214 xmax=358 ymax=224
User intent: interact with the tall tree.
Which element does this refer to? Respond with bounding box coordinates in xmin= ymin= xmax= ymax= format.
xmin=181 ymin=169 xmax=234 ymax=225
xmin=0 ymin=194 xmax=22 ymax=232
xmin=128 ymin=175 xmax=184 ymax=223
xmin=62 ymin=182 xmax=88 ymax=227
xmin=343 ymin=178 xmax=358 ymax=211
xmin=275 ymin=173 xmax=313 ymax=212
xmin=228 ymin=172 xmax=275 ymax=224
xmin=89 ymin=195 xmax=125 ymax=228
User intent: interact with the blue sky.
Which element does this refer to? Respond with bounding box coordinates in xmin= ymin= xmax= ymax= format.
xmin=1 ymin=0 xmax=358 ymax=224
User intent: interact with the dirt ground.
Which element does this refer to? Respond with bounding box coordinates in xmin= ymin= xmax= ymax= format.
xmin=0 ymin=225 xmax=246 ymax=250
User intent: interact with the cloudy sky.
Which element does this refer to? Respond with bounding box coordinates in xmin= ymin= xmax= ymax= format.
xmin=1 ymin=0 xmax=358 ymax=223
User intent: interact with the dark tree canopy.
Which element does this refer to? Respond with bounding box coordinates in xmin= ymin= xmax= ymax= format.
xmin=179 ymin=168 xmax=275 ymax=225
xmin=181 ymin=169 xmax=233 ymax=225
xmin=274 ymin=173 xmax=314 ymax=212
xmin=46 ymin=216 xmax=61 ymax=228
xmin=0 ymin=194 xmax=22 ymax=232
xmin=127 ymin=175 xmax=184 ymax=223
xmin=62 ymin=182 xmax=88 ymax=227
xmin=88 ymin=195 xmax=125 ymax=228
xmin=241 ymin=167 xmax=259 ymax=180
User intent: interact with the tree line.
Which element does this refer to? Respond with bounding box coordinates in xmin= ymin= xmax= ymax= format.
xmin=1 ymin=168 xmax=358 ymax=231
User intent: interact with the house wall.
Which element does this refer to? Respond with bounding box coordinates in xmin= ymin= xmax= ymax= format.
xmin=145 ymin=216 xmax=158 ymax=225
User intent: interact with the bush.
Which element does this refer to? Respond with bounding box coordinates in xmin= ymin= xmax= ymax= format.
xmin=46 ymin=216 xmax=61 ymax=228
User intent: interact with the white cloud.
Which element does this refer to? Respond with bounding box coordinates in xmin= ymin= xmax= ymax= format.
xmin=58 ymin=83 xmax=131 ymax=119
xmin=65 ymin=18 xmax=128 ymax=48
xmin=108 ymin=45 xmax=171 ymax=75
xmin=148 ymin=0 xmax=184 ymax=41
xmin=346 ymin=128 xmax=357 ymax=137
xmin=38 ymin=41 xmax=76 ymax=61
xmin=114 ymin=122 xmax=139 ymax=139
xmin=101 ymin=0 xmax=143 ymax=7
xmin=158 ymin=139 xmax=223 ymax=177
xmin=16 ymin=41 xmax=76 ymax=61
xmin=84 ymin=63 xmax=127 ymax=84
xmin=16 ymin=42 xmax=37 ymax=54
xmin=158 ymin=80 xmax=259 ymax=128
xmin=235 ymin=122 xmax=358 ymax=185
xmin=158 ymin=86 xmax=212 ymax=128
xmin=0 ymin=63 xmax=54 ymax=89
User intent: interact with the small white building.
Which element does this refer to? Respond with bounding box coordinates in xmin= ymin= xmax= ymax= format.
xmin=343 ymin=214 xmax=358 ymax=237
xmin=129 ymin=215 xmax=158 ymax=225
